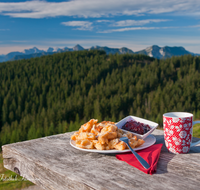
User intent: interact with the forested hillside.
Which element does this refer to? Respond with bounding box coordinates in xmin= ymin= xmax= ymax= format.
xmin=0 ymin=50 xmax=200 ymax=147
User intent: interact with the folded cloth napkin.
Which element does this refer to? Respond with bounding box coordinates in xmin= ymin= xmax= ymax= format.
xmin=116 ymin=143 xmax=163 ymax=175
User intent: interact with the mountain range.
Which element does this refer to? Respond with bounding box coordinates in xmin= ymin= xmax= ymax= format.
xmin=0 ymin=44 xmax=198 ymax=63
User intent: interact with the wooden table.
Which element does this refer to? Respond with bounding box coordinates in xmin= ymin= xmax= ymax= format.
xmin=2 ymin=129 xmax=200 ymax=190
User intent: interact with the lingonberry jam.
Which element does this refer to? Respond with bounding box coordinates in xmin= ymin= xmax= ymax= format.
xmin=121 ymin=120 xmax=151 ymax=135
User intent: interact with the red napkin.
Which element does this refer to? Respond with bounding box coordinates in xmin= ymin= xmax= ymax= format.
xmin=116 ymin=144 xmax=163 ymax=175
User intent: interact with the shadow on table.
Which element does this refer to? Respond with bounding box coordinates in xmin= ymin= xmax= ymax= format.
xmin=104 ymin=134 xmax=175 ymax=174
xmin=189 ymin=137 xmax=200 ymax=153
xmin=153 ymin=134 xmax=175 ymax=174
xmin=154 ymin=135 xmax=200 ymax=174
xmin=96 ymin=134 xmax=200 ymax=174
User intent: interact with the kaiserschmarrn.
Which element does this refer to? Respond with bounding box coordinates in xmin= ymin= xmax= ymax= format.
xmin=71 ymin=119 xmax=145 ymax=150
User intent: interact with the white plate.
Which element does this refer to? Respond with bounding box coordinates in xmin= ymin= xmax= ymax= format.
xmin=70 ymin=134 xmax=156 ymax=153
xmin=116 ymin=115 xmax=159 ymax=139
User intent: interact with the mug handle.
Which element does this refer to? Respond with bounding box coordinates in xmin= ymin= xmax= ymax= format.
xmin=191 ymin=121 xmax=200 ymax=147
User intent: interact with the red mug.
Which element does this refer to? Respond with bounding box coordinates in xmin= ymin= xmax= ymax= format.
xmin=163 ymin=112 xmax=200 ymax=154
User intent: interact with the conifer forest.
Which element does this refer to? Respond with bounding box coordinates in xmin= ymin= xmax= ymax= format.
xmin=0 ymin=50 xmax=200 ymax=147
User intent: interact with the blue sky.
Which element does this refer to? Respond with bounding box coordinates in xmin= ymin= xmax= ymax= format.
xmin=0 ymin=0 xmax=200 ymax=55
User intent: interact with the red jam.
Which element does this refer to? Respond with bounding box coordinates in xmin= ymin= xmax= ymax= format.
xmin=121 ymin=120 xmax=151 ymax=135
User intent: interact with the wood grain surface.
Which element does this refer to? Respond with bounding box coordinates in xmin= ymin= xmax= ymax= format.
xmin=2 ymin=129 xmax=200 ymax=190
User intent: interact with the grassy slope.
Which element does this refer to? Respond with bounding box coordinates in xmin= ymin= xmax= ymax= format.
xmin=193 ymin=123 xmax=200 ymax=138
xmin=0 ymin=153 xmax=33 ymax=190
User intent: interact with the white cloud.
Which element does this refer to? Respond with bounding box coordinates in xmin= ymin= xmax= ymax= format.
xmin=11 ymin=40 xmax=29 ymax=43
xmin=112 ymin=19 xmax=170 ymax=27
xmin=0 ymin=0 xmax=200 ymax=18
xmin=61 ymin=21 xmax=93 ymax=30
xmin=0 ymin=29 xmax=9 ymax=31
xmin=98 ymin=26 xmax=177 ymax=33
xmin=161 ymin=38 xmax=200 ymax=45
xmin=96 ymin=20 xmax=113 ymax=23
xmin=188 ymin=24 xmax=200 ymax=28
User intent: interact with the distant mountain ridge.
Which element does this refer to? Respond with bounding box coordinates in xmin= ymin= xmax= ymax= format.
xmin=0 ymin=44 xmax=199 ymax=62
xmin=89 ymin=45 xmax=134 ymax=55
xmin=135 ymin=45 xmax=193 ymax=59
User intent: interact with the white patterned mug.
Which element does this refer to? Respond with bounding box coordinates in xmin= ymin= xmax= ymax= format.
xmin=163 ymin=112 xmax=200 ymax=154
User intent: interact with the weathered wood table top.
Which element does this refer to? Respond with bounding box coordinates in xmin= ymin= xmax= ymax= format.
xmin=2 ymin=129 xmax=200 ymax=190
